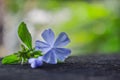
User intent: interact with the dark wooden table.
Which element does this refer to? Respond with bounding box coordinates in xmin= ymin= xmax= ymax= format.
xmin=0 ymin=54 xmax=120 ymax=80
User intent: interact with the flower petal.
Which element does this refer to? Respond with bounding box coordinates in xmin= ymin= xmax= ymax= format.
xmin=35 ymin=40 xmax=50 ymax=53
xmin=28 ymin=58 xmax=37 ymax=68
xmin=54 ymin=48 xmax=71 ymax=61
xmin=54 ymin=32 xmax=70 ymax=47
xmin=29 ymin=57 xmax=43 ymax=68
xmin=28 ymin=58 xmax=36 ymax=64
xmin=38 ymin=56 xmax=43 ymax=61
xmin=42 ymin=29 xmax=55 ymax=45
xmin=35 ymin=58 xmax=43 ymax=67
xmin=42 ymin=49 xmax=57 ymax=64
xmin=31 ymin=62 xmax=36 ymax=68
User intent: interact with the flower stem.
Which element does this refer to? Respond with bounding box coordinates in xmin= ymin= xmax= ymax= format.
xmin=21 ymin=57 xmax=24 ymax=65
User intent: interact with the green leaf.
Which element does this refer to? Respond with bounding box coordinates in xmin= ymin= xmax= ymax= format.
xmin=2 ymin=54 xmax=20 ymax=64
xmin=29 ymin=50 xmax=42 ymax=58
xmin=33 ymin=51 xmax=42 ymax=56
xmin=33 ymin=51 xmax=42 ymax=58
xmin=57 ymin=60 xmax=64 ymax=64
xmin=18 ymin=22 xmax=32 ymax=49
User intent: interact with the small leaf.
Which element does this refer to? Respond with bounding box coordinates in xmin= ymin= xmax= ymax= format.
xmin=33 ymin=51 xmax=42 ymax=56
xmin=2 ymin=54 xmax=20 ymax=64
xmin=21 ymin=44 xmax=27 ymax=51
xmin=29 ymin=51 xmax=42 ymax=58
xmin=18 ymin=22 xmax=32 ymax=49
xmin=57 ymin=60 xmax=64 ymax=64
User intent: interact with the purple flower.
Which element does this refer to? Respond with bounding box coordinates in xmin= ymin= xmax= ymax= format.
xmin=28 ymin=56 xmax=43 ymax=68
xmin=35 ymin=29 xmax=71 ymax=64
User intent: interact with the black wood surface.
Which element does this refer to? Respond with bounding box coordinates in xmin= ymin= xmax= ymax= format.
xmin=0 ymin=54 xmax=120 ymax=80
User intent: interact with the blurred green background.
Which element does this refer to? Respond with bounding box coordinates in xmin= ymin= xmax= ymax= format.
xmin=0 ymin=0 xmax=120 ymax=56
